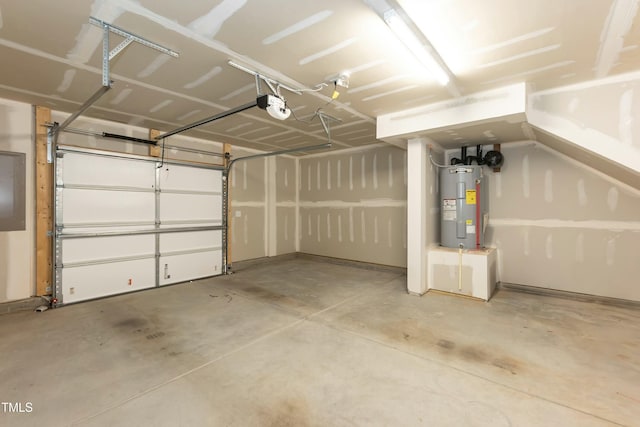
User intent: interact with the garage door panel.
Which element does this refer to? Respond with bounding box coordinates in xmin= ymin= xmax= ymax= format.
xmin=56 ymin=147 xmax=224 ymax=305
xmin=61 ymin=258 xmax=156 ymax=304
xmin=160 ymin=193 xmax=222 ymax=223
xmin=62 ymin=153 xmax=156 ymax=188
xmin=160 ymin=230 xmax=222 ymax=253
xmin=62 ymin=235 xmax=155 ymax=264
xmin=160 ymin=165 xmax=222 ymax=193
xmin=160 ymin=250 xmax=222 ymax=286
xmin=62 ymin=189 xmax=155 ymax=225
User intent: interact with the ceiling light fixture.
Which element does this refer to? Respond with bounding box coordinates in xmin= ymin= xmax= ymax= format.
xmin=382 ymin=9 xmax=450 ymax=86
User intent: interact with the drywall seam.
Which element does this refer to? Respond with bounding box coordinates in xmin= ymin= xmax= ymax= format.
xmin=301 ymin=142 xmax=392 ymax=158
xmin=183 ymin=66 xmax=222 ymax=89
xmin=299 ymin=37 xmax=357 ymax=65
xmin=295 ymin=199 xmax=407 ymax=208
xmin=263 ymin=10 xmax=333 ymax=45
xmin=595 ymin=0 xmax=640 ymax=78
xmin=489 ymin=218 xmax=640 ymax=231
xmin=472 ymin=27 xmax=555 ymax=55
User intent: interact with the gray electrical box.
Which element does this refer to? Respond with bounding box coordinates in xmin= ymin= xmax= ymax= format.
xmin=440 ymin=165 xmax=487 ymax=249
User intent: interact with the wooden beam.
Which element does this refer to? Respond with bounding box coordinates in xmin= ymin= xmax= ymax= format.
xmin=223 ymin=143 xmax=232 ymax=269
xmin=148 ymin=129 xmax=162 ymax=157
xmin=35 ymin=106 xmax=52 ymax=296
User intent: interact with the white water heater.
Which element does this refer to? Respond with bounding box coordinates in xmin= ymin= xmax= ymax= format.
xmin=440 ymin=165 xmax=487 ymax=249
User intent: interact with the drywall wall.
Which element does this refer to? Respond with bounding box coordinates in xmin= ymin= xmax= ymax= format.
xmin=298 ymin=144 xmax=407 ymax=267
xmin=0 ymin=98 xmax=34 ymax=302
xmin=479 ymin=142 xmax=640 ymax=301
xmin=275 ymin=156 xmax=296 ymax=255
xmin=229 ymin=147 xmax=267 ymax=262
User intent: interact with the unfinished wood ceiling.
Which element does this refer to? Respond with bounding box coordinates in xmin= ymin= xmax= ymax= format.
xmin=0 ymin=0 xmax=638 ymax=151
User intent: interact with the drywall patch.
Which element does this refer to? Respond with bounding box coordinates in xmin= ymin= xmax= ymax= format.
xmin=263 ymin=10 xmax=333 ymax=45
xmin=338 ymin=213 xmax=343 ymax=242
xmin=544 ymin=169 xmax=553 ymax=202
xmin=57 ymin=69 xmax=77 ymax=93
xmin=67 ymin=0 xmax=126 ymax=63
xmin=349 ymin=156 xmax=354 ymax=190
xmin=606 ymin=237 xmax=616 ymax=266
xmin=327 ymin=160 xmax=331 ymax=190
xmin=243 ymin=214 xmax=249 ymax=245
xmin=576 ymin=232 xmax=584 ymax=263
xmin=327 ymin=213 xmax=331 ymax=239
xmin=361 ymin=154 xmax=366 ymax=188
xmin=307 ymin=165 xmax=311 ymax=191
xmin=607 ymin=187 xmax=619 ymax=211
xmin=619 ymin=88 xmax=633 ymax=145
xmin=184 ymin=66 xmax=222 ymax=89
xmin=595 ymin=0 xmax=640 ymax=77
xmin=472 ymin=27 xmax=554 ymax=55
xmin=316 ymin=162 xmax=321 ymax=190
xmin=349 ymin=207 xmax=354 ymax=242
xmin=149 ymin=100 xmax=173 ymax=113
xmin=373 ymin=154 xmax=378 ymax=189
xmin=188 ymin=0 xmax=248 ymax=39
xmin=577 ymin=179 xmax=588 ymax=206
xmin=361 ymin=210 xmax=366 ymax=243
xmin=284 ymin=214 xmax=289 ymax=241
xmin=317 ymin=214 xmax=321 ymax=242
xmin=299 ymin=37 xmax=357 ymax=65
xmin=568 ymin=97 xmax=580 ymax=113
xmin=388 ymin=153 xmax=394 ymax=188
xmin=138 ymin=55 xmax=171 ymax=78
xmin=522 ymin=154 xmax=530 ymax=198
xmin=284 ymin=169 xmax=289 ymax=187
xmin=221 ymin=83 xmax=255 ymax=101
xmin=337 ymin=159 xmax=342 ymax=188
xmin=482 ymin=60 xmax=574 ymax=85
xmin=374 ymin=215 xmax=379 ymax=244
xmin=362 ymin=85 xmax=419 ymax=102
xmin=545 ymin=234 xmax=553 ymax=259
xmin=243 ymin=162 xmax=247 ymax=190
xmin=111 ymin=88 xmax=133 ymax=105
xmin=477 ymin=44 xmax=561 ymax=69
xmin=348 ymin=74 xmax=410 ymax=94
xmin=307 ymin=214 xmax=312 ymax=236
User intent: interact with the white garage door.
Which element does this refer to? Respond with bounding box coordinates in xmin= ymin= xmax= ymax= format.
xmin=54 ymin=147 xmax=223 ymax=304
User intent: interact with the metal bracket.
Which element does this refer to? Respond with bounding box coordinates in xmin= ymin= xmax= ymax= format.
xmin=44 ymin=17 xmax=181 ymax=158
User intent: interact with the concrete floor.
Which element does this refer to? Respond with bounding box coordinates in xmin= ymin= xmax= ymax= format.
xmin=0 ymin=256 xmax=638 ymax=426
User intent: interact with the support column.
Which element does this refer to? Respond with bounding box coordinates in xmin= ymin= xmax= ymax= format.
xmin=407 ymin=138 xmax=428 ymax=295
xmin=35 ymin=106 xmax=52 ymax=296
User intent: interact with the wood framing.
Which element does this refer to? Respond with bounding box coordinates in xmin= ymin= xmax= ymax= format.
xmin=148 ymin=129 xmax=162 ymax=157
xmin=35 ymin=106 xmax=52 ymax=296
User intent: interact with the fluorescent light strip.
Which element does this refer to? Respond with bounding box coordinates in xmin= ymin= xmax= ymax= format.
xmin=383 ymin=9 xmax=450 ymax=86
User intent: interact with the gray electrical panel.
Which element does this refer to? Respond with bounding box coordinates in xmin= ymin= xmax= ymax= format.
xmin=440 ymin=165 xmax=487 ymax=249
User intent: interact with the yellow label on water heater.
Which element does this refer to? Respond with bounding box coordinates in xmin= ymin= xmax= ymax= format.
xmin=466 ymin=189 xmax=476 ymax=205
